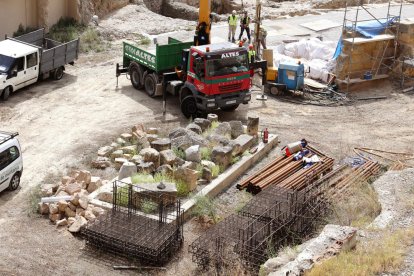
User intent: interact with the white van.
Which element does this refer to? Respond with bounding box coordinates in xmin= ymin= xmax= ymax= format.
xmin=0 ymin=131 xmax=23 ymax=192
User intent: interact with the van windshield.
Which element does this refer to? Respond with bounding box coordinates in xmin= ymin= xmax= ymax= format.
xmin=206 ymin=54 xmax=249 ymax=77
xmin=0 ymin=54 xmax=15 ymax=74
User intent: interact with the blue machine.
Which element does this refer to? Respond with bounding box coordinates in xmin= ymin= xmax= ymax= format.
xmin=277 ymin=62 xmax=305 ymax=90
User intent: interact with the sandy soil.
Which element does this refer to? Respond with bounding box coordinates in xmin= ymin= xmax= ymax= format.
xmin=0 ymin=2 xmax=413 ymax=276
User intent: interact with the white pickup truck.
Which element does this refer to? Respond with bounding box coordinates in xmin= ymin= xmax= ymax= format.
xmin=0 ymin=28 xmax=79 ymax=100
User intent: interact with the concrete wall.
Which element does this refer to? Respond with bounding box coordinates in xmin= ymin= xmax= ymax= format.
xmin=0 ymin=0 xmax=130 ymax=40
xmin=0 ymin=0 xmax=38 ymax=39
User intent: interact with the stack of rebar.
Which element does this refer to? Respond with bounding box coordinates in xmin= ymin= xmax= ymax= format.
xmin=237 ymin=145 xmax=334 ymax=194
xmin=327 ymin=159 xmax=381 ymax=198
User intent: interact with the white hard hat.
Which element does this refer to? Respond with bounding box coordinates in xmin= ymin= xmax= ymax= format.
xmin=232 ymin=10 xmax=236 ymax=14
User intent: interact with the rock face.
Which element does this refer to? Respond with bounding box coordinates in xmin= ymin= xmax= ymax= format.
xmin=163 ymin=1 xmax=199 ymax=21
xmin=150 ymin=138 xmax=171 ymax=152
xmin=185 ymin=145 xmax=201 ymax=162
xmin=229 ymin=120 xmax=244 ymax=139
xmin=247 ymin=116 xmax=259 ymax=136
xmin=207 ymin=134 xmax=230 ymax=147
xmin=263 ymin=224 xmax=357 ymax=276
xmin=118 ymin=162 xmax=138 ymax=181
xmin=211 ymin=146 xmax=233 ymax=168
xmin=231 ymin=134 xmax=254 ymax=156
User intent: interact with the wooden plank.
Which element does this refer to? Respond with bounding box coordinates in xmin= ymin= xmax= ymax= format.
xmin=343 ymin=34 xmax=395 ymax=44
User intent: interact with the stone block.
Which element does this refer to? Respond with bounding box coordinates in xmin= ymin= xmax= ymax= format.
xmin=193 ymin=118 xmax=211 ymax=131
xmin=87 ymin=176 xmax=103 ymax=193
xmin=98 ymin=146 xmax=114 ymax=157
xmin=120 ymin=145 xmax=137 ymax=155
xmin=114 ymin=157 xmax=128 ymax=170
xmin=65 ymin=182 xmax=82 ymax=195
xmin=111 ymin=149 xmax=124 ymax=160
xmin=119 ymin=161 xmax=138 ymax=181
xmin=146 ymin=127 xmax=159 ymax=134
xmin=150 ymin=138 xmax=171 ymax=152
xmin=229 ymin=120 xmax=244 ymax=139
xmin=137 ymin=162 xmax=155 ymax=174
xmin=231 ymin=134 xmax=254 ymax=156
xmin=120 ymin=133 xmax=133 ymax=142
xmin=139 ymin=148 xmax=160 ymax=168
xmin=91 ymin=157 xmax=111 ymax=169
xmin=160 ymin=149 xmax=178 ymax=166
xmin=174 ymin=167 xmax=198 ymax=192
xmin=212 ymin=146 xmax=233 ymax=168
xmin=247 ymin=116 xmax=259 ymax=136
xmin=146 ymin=134 xmax=159 ymax=143
xmin=185 ymin=145 xmax=201 ymax=162
xmin=186 ymin=123 xmax=202 ymax=134
xmin=207 ymin=113 xmax=218 ymax=122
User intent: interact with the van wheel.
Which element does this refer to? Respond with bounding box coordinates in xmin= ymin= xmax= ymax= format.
xmin=53 ymin=67 xmax=64 ymax=80
xmin=8 ymin=173 xmax=20 ymax=191
xmin=181 ymin=95 xmax=198 ymax=118
xmin=144 ymin=73 xmax=157 ymax=97
xmin=1 ymin=86 xmax=11 ymax=101
xmin=130 ymin=62 xmax=144 ymax=90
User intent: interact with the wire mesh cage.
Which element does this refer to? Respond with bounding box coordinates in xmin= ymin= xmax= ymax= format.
xmin=81 ymin=180 xmax=184 ymax=266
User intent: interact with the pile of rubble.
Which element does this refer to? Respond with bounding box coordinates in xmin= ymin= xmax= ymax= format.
xmin=38 ymin=170 xmax=107 ymax=233
xmin=93 ymin=114 xmax=260 ymax=202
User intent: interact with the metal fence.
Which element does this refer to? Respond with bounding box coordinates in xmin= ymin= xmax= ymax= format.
xmin=82 ymin=180 xmax=183 ymax=265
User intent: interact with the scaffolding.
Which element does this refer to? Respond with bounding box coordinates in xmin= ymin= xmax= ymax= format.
xmin=340 ymin=0 xmax=403 ymax=92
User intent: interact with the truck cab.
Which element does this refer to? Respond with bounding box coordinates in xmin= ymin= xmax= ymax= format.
xmin=180 ymin=42 xmax=252 ymax=117
xmin=0 ymin=40 xmax=40 ymax=100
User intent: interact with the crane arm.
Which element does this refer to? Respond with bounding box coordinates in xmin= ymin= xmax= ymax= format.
xmin=195 ymin=0 xmax=211 ymax=46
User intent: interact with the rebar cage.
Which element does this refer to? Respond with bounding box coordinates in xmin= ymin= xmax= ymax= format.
xmin=81 ymin=180 xmax=184 ymax=265
xmin=189 ymin=177 xmax=330 ymax=270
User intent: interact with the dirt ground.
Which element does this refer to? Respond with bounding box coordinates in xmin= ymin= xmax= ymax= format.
xmin=0 ymin=3 xmax=414 ymax=276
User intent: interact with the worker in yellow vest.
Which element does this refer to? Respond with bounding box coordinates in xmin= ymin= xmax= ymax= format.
xmin=248 ymin=45 xmax=256 ymax=64
xmin=238 ymin=11 xmax=251 ymax=43
xmin=228 ymin=10 xmax=238 ymax=43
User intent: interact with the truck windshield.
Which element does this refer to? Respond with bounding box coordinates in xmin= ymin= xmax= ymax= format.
xmin=0 ymin=54 xmax=15 ymax=74
xmin=206 ymin=54 xmax=248 ymax=77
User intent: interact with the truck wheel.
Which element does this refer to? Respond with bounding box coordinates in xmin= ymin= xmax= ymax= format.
xmin=1 ymin=86 xmax=11 ymax=101
xmin=221 ymin=104 xmax=239 ymax=112
xmin=8 ymin=173 xmax=20 ymax=191
xmin=53 ymin=66 xmax=64 ymax=80
xmin=144 ymin=73 xmax=157 ymax=97
xmin=181 ymin=95 xmax=198 ymax=118
xmin=130 ymin=63 xmax=144 ymax=90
